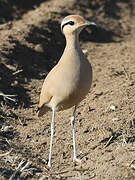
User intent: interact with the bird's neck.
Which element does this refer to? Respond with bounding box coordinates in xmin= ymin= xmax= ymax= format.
xmin=65 ymin=33 xmax=81 ymax=51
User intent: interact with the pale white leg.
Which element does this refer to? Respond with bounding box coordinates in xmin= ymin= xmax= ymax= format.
xmin=71 ymin=106 xmax=81 ymax=163
xmin=48 ymin=108 xmax=55 ymax=167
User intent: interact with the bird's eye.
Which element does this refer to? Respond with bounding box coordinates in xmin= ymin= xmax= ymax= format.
xmin=61 ymin=21 xmax=75 ymax=31
xmin=68 ymin=21 xmax=75 ymax=26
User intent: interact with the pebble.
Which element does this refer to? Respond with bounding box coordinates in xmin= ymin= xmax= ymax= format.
xmin=110 ymin=105 xmax=116 ymax=111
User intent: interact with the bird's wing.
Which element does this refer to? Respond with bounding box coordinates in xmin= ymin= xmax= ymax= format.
xmin=38 ymin=66 xmax=58 ymax=117
xmin=38 ymin=81 xmax=53 ymax=117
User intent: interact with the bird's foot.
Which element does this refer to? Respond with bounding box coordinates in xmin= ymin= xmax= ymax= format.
xmin=70 ymin=116 xmax=74 ymax=122
xmin=47 ymin=161 xmax=51 ymax=168
xmin=73 ymin=157 xmax=81 ymax=165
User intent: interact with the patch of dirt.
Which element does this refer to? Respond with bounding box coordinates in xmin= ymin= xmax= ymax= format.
xmin=0 ymin=0 xmax=135 ymax=179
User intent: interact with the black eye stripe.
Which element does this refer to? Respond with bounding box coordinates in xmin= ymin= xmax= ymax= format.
xmin=62 ymin=21 xmax=75 ymax=30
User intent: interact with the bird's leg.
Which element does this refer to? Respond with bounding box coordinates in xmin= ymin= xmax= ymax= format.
xmin=70 ymin=106 xmax=81 ymax=164
xmin=48 ymin=108 xmax=55 ymax=167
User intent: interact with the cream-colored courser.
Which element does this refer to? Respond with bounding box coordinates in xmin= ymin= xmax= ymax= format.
xmin=38 ymin=15 xmax=96 ymax=167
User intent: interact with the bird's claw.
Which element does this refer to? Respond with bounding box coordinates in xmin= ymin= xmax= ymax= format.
xmin=73 ymin=157 xmax=81 ymax=164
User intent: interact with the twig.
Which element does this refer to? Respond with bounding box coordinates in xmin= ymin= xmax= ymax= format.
xmin=9 ymin=160 xmax=25 ymax=180
xmin=104 ymin=135 xmax=113 ymax=148
xmin=9 ymin=160 xmax=31 ymax=180
xmin=13 ymin=69 xmax=23 ymax=75
xmin=0 ymin=91 xmax=17 ymax=102
xmin=20 ymin=161 xmax=32 ymax=172
xmin=122 ymin=133 xmax=127 ymax=146
xmin=129 ymin=159 xmax=135 ymax=169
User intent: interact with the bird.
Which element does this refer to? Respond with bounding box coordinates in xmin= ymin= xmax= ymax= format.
xmin=38 ymin=15 xmax=96 ymax=167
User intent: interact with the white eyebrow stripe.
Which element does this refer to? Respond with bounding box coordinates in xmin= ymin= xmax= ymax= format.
xmin=61 ymin=19 xmax=70 ymax=31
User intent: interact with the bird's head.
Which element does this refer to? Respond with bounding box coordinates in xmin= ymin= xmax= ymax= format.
xmin=61 ymin=15 xmax=96 ymax=36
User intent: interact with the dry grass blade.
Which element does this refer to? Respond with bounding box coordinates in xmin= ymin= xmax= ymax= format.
xmin=0 ymin=149 xmax=12 ymax=157
xmin=122 ymin=65 xmax=131 ymax=80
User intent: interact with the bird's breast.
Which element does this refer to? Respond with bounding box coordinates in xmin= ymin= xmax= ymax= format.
xmin=51 ymin=54 xmax=92 ymax=110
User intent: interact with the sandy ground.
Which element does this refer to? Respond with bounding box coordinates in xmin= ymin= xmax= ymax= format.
xmin=0 ymin=0 xmax=135 ymax=179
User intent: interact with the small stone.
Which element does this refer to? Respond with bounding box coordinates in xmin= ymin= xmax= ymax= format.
xmin=34 ymin=44 xmax=44 ymax=53
xmin=82 ymin=49 xmax=88 ymax=54
xmin=112 ymin=117 xmax=119 ymax=121
xmin=1 ymin=125 xmax=13 ymax=132
xmin=110 ymin=105 xmax=116 ymax=111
